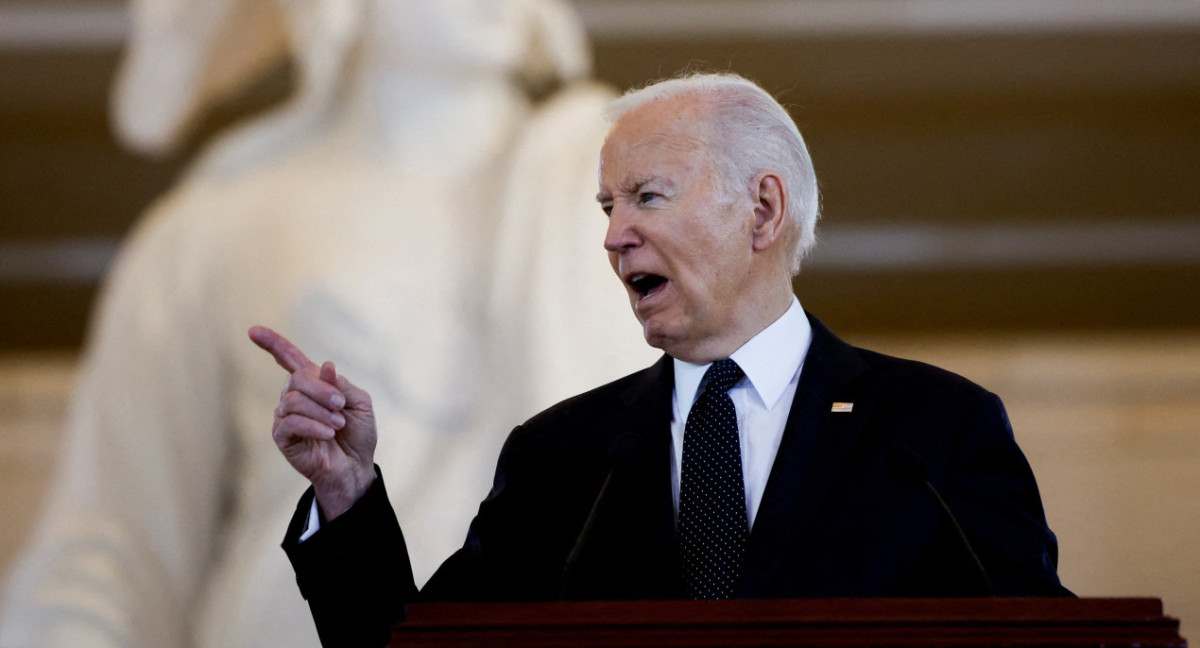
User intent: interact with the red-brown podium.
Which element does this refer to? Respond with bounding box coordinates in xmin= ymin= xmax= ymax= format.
xmin=392 ymin=598 xmax=1184 ymax=647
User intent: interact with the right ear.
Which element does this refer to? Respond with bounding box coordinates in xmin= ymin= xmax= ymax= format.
xmin=749 ymin=170 xmax=789 ymax=255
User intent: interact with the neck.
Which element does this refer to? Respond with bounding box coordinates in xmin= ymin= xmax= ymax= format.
xmin=676 ymin=283 xmax=795 ymax=364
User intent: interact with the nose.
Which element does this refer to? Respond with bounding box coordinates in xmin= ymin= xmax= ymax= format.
xmin=604 ymin=205 xmax=642 ymax=253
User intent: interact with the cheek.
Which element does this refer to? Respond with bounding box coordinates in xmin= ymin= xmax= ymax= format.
xmin=676 ymin=244 xmax=738 ymax=307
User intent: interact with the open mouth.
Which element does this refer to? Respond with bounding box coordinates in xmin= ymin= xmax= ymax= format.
xmin=629 ymin=273 xmax=669 ymax=300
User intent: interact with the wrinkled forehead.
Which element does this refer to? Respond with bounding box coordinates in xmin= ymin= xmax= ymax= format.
xmin=600 ymin=97 xmax=715 ymax=173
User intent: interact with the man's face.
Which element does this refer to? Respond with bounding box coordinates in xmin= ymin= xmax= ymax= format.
xmin=598 ymin=96 xmax=758 ymax=363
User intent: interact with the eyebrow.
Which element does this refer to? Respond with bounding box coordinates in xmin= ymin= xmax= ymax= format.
xmin=596 ymin=174 xmax=667 ymax=204
xmin=625 ymin=175 xmax=659 ymax=194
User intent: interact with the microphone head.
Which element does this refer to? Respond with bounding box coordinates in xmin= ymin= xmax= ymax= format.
xmin=888 ymin=445 xmax=932 ymax=484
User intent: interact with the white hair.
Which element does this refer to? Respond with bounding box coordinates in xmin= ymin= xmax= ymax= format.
xmin=604 ymin=73 xmax=820 ymax=275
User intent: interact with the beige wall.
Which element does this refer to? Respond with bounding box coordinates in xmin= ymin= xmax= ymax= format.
xmin=0 ymin=353 xmax=75 ymax=580
xmin=3 ymin=335 xmax=1198 ymax=637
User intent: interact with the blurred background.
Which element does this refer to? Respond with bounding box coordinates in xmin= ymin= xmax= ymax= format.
xmin=2 ymin=0 xmax=1198 ymax=638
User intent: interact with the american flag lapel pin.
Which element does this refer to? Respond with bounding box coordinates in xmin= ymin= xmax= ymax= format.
xmin=831 ymin=402 xmax=854 ymax=413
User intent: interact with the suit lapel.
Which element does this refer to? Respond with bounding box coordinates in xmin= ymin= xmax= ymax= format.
xmin=739 ymin=313 xmax=872 ymax=597
xmin=599 ymin=355 xmax=683 ymax=597
xmin=612 ymin=354 xmax=675 ymax=529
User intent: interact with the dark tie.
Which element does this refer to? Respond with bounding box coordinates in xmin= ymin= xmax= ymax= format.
xmin=678 ymin=358 xmax=748 ymax=599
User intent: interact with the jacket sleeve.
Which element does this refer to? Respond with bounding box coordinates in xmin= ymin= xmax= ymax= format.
xmin=282 ymin=468 xmax=418 ymax=648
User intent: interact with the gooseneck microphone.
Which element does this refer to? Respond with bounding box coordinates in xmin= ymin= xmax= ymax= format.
xmin=559 ymin=433 xmax=642 ymax=599
xmin=888 ymin=445 xmax=994 ymax=596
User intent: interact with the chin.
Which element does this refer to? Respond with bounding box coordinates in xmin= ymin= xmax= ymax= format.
xmin=640 ymin=321 xmax=669 ymax=351
xmin=642 ymin=321 xmax=687 ymax=358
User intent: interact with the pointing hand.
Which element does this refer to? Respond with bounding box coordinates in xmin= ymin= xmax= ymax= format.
xmin=249 ymin=325 xmax=377 ymax=519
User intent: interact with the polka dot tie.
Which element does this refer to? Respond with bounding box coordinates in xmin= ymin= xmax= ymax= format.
xmin=678 ymin=358 xmax=748 ymax=599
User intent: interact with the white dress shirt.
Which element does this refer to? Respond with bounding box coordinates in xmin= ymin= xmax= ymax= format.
xmin=670 ymin=296 xmax=811 ymax=529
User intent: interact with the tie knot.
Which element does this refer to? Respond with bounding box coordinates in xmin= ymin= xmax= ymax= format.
xmin=703 ymin=358 xmax=744 ymax=395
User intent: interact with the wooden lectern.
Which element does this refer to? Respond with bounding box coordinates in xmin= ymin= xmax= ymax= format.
xmin=393 ymin=598 xmax=1184 ymax=647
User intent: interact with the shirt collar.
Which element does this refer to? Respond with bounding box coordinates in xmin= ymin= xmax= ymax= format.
xmin=673 ymin=296 xmax=811 ymax=411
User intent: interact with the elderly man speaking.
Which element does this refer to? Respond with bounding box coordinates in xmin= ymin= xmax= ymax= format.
xmin=251 ymin=73 xmax=1070 ymax=646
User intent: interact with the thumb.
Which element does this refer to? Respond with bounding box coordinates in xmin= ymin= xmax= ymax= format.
xmin=319 ymin=360 xmax=338 ymax=386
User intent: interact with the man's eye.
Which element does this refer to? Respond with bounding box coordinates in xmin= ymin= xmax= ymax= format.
xmin=638 ymin=192 xmax=660 ymax=205
xmin=601 ymin=203 xmax=613 ymax=216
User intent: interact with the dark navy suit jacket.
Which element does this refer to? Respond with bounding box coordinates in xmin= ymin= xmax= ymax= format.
xmin=283 ymin=314 xmax=1070 ymax=646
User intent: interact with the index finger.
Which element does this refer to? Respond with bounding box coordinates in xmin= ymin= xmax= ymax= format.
xmin=248 ymin=325 xmax=317 ymax=374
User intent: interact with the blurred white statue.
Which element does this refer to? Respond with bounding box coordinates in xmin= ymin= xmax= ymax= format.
xmin=0 ymin=0 xmax=655 ymax=646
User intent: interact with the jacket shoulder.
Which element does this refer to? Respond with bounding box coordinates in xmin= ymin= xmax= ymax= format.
xmin=518 ymin=358 xmax=666 ymax=434
xmin=853 ymin=346 xmax=993 ymax=399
